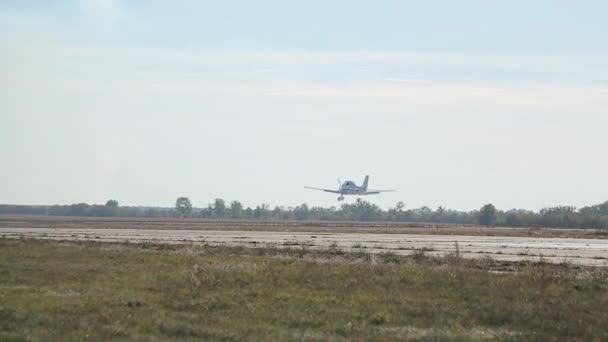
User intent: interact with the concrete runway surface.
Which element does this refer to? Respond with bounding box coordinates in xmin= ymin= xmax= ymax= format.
xmin=2 ymin=227 xmax=608 ymax=266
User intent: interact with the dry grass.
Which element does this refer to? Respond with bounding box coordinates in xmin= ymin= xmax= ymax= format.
xmin=1 ymin=238 xmax=608 ymax=340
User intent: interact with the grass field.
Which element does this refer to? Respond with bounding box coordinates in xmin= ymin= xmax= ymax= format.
xmin=1 ymin=238 xmax=608 ymax=341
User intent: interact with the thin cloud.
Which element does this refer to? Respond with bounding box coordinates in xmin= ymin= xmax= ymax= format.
xmin=386 ymin=78 xmax=433 ymax=85
xmin=74 ymin=0 xmax=126 ymax=31
xmin=58 ymin=46 xmax=608 ymax=82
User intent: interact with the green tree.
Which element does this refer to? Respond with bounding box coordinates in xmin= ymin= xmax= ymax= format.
xmin=272 ymin=206 xmax=282 ymax=220
xmin=67 ymin=203 xmax=90 ymax=216
xmin=340 ymin=201 xmax=380 ymax=221
xmin=105 ymin=199 xmax=119 ymax=207
xmin=103 ymin=199 xmax=120 ymax=216
xmin=479 ymin=203 xmax=497 ymax=226
xmin=395 ymin=201 xmax=405 ymax=212
xmin=175 ymin=197 xmax=192 ymax=217
xmin=580 ymin=201 xmax=608 ymax=215
xmin=294 ymin=203 xmax=309 ymax=220
xmin=213 ymin=198 xmax=226 ymax=218
xmin=254 ymin=204 xmax=270 ymax=219
xmin=229 ymin=201 xmax=243 ymax=219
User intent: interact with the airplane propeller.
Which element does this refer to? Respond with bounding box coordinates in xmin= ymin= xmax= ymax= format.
xmin=337 ymin=179 xmax=342 ymax=187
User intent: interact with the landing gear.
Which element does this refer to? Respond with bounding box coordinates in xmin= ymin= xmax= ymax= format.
xmin=338 ymin=195 xmax=345 ymax=201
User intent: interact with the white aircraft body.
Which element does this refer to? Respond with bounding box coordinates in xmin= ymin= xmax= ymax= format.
xmin=305 ymin=175 xmax=395 ymax=201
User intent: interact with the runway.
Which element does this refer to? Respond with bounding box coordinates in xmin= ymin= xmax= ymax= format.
xmin=2 ymin=227 xmax=608 ymax=266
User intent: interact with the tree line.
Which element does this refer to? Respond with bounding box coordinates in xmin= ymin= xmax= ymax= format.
xmin=1 ymin=198 xmax=608 ymax=229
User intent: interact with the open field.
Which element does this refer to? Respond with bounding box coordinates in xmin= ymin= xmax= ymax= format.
xmin=3 ymin=216 xmax=608 ymax=266
xmin=2 ymin=225 xmax=608 ymax=265
xmin=1 ymin=239 xmax=608 ymax=340
xmin=2 ymin=215 xmax=608 ymax=239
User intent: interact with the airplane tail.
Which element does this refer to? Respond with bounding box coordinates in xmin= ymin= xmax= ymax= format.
xmin=362 ymin=175 xmax=369 ymax=191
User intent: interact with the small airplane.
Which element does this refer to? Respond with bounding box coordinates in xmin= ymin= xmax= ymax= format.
xmin=305 ymin=175 xmax=395 ymax=201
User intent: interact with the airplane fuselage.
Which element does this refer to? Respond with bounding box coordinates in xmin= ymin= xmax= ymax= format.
xmin=335 ymin=180 xmax=368 ymax=200
xmin=338 ymin=181 xmax=364 ymax=195
xmin=304 ymin=175 xmax=393 ymax=201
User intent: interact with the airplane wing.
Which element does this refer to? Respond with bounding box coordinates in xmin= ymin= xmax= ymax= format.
xmin=361 ymin=189 xmax=396 ymax=195
xmin=304 ymin=186 xmax=342 ymax=194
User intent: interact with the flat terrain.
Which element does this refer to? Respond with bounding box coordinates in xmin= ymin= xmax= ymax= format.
xmin=2 ymin=215 xmax=607 ymax=238
xmin=2 ymin=216 xmax=608 ymax=266
xmin=1 ymin=239 xmax=608 ymax=340
xmin=2 ymin=226 xmax=608 ymax=266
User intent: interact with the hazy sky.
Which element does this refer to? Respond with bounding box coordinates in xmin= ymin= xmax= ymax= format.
xmin=2 ymin=1 xmax=607 ymax=210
